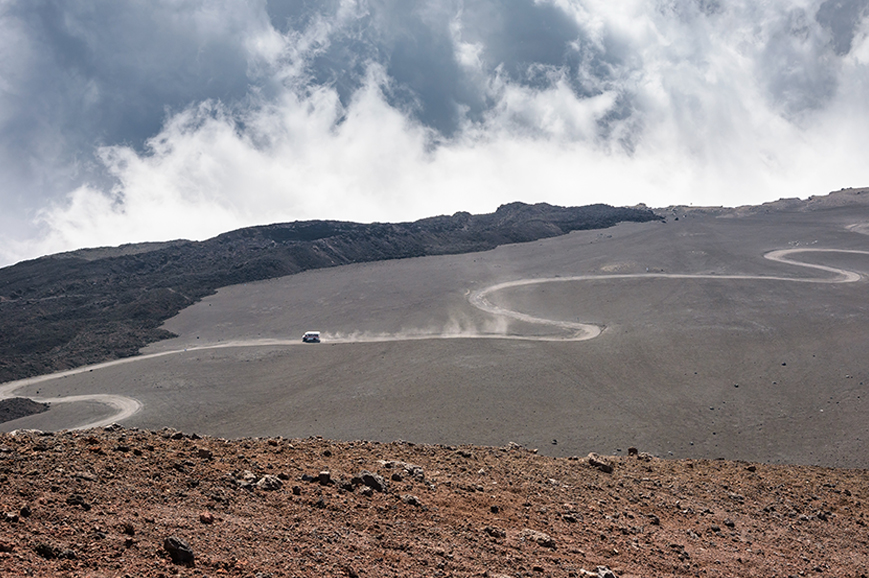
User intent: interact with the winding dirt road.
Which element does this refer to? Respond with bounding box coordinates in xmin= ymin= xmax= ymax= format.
xmin=470 ymin=247 xmax=869 ymax=341
xmin=1 ymin=247 xmax=867 ymax=431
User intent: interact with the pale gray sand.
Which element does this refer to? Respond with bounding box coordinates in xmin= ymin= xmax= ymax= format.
xmin=4 ymin=208 xmax=869 ymax=467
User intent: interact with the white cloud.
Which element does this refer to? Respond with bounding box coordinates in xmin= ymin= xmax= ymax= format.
xmin=3 ymin=0 xmax=869 ymax=266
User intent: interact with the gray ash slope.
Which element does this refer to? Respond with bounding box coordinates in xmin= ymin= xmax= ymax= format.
xmin=0 ymin=202 xmax=660 ymax=384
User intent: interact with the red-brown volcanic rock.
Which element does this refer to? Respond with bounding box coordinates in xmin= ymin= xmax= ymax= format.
xmin=1 ymin=427 xmax=868 ymax=577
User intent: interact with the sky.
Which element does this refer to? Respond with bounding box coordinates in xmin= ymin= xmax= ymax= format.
xmin=2 ymin=0 xmax=869 ymax=266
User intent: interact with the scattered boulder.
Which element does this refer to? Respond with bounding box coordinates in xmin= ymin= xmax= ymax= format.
xmin=401 ymin=494 xmax=421 ymax=507
xmin=34 ymin=544 xmax=74 ymax=560
xmin=587 ymin=453 xmax=614 ymax=474
xmin=199 ymin=511 xmax=214 ymax=524
xmin=378 ymin=460 xmax=425 ymax=482
xmin=358 ymin=470 xmax=387 ymax=493
xmin=163 ymin=536 xmax=194 ymax=565
xmin=500 ymin=442 xmax=539 ymax=453
xmin=257 ymin=475 xmax=283 ymax=491
xmin=10 ymin=429 xmax=46 ymax=437
xmin=520 ymin=529 xmax=556 ymax=549
xmin=233 ymin=470 xmax=259 ymax=489
xmin=34 ymin=543 xmax=58 ymax=560
xmin=161 ymin=428 xmax=185 ymax=440
xmin=483 ymin=526 xmax=506 ymax=539
xmin=66 ymin=495 xmax=91 ymax=511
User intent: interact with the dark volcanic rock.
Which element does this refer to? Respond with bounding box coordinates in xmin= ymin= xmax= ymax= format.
xmin=0 ymin=397 xmax=49 ymax=424
xmin=587 ymin=452 xmax=614 ymax=474
xmin=0 ymin=203 xmax=660 ymax=384
xmin=34 ymin=543 xmax=58 ymax=560
xmin=359 ymin=470 xmax=387 ymax=492
xmin=163 ymin=536 xmax=194 ymax=565
xmin=65 ymin=495 xmax=91 ymax=511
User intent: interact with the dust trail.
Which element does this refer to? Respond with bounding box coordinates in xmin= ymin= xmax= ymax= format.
xmin=1 ymin=246 xmax=867 ymax=431
xmin=847 ymin=224 xmax=869 ymax=236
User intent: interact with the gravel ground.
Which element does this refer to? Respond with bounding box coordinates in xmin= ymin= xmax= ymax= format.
xmin=2 ymin=427 xmax=868 ymax=578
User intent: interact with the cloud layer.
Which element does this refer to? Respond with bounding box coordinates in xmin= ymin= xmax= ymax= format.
xmin=2 ymin=0 xmax=869 ymax=264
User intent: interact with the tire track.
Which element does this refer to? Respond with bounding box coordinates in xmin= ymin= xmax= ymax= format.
xmin=470 ymin=248 xmax=869 ymax=341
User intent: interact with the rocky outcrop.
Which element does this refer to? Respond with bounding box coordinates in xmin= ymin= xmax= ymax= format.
xmin=0 ymin=398 xmax=49 ymax=424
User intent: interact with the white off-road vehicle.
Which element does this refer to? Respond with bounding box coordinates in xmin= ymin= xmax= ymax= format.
xmin=302 ymin=331 xmax=321 ymax=343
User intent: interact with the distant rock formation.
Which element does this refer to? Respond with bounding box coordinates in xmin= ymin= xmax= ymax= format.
xmin=0 ymin=397 xmax=49 ymax=424
xmin=656 ymin=186 xmax=869 ymax=218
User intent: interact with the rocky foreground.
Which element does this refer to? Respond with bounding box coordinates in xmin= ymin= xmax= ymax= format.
xmin=1 ymin=427 xmax=868 ymax=578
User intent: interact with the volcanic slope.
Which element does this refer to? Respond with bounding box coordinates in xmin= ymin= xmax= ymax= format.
xmin=0 ymin=203 xmax=659 ymax=384
xmin=4 ymin=202 xmax=869 ymax=468
xmin=2 ymin=429 xmax=869 ymax=578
